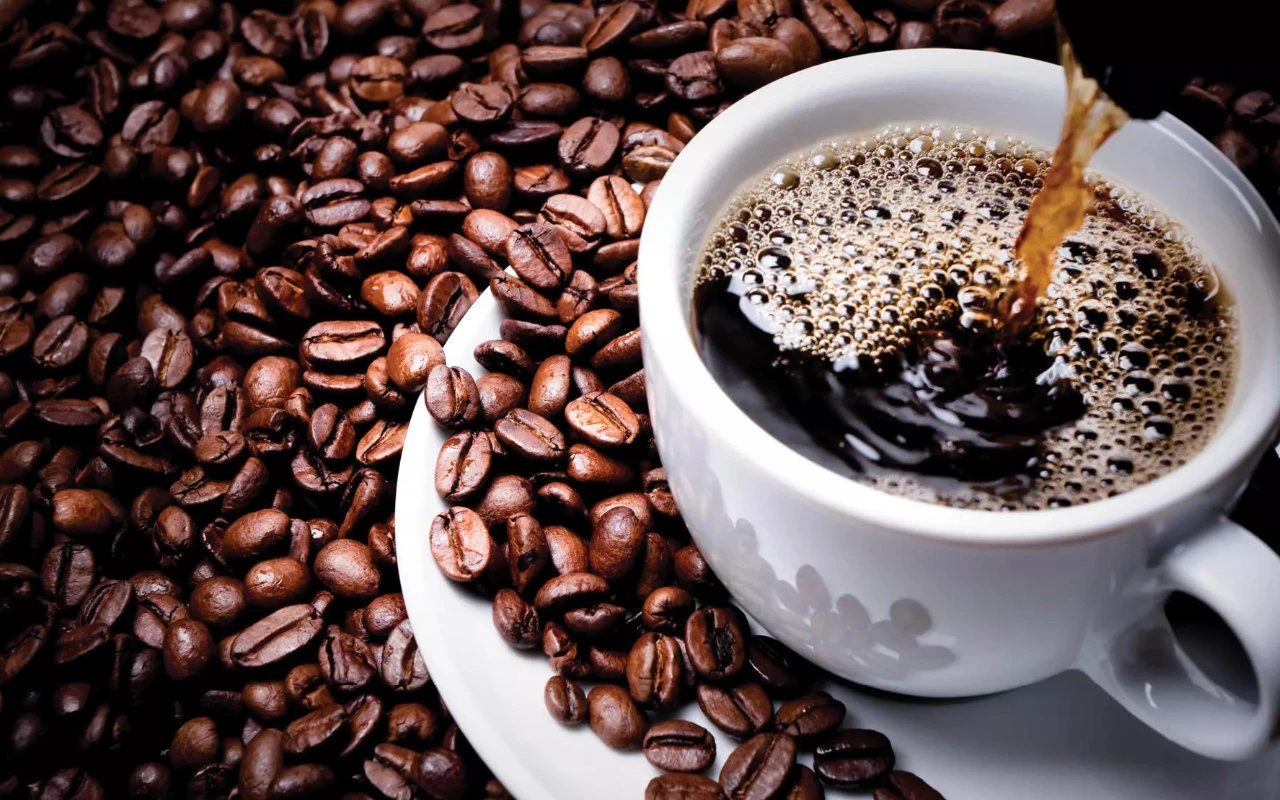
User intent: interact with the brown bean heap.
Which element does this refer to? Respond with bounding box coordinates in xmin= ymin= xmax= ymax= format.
xmin=0 ymin=0 xmax=1273 ymax=798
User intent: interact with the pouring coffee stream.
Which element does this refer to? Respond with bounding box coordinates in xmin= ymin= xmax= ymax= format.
xmin=999 ymin=37 xmax=1129 ymax=334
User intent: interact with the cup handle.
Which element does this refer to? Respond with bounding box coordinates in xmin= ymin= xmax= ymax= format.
xmin=1080 ymin=516 xmax=1280 ymax=760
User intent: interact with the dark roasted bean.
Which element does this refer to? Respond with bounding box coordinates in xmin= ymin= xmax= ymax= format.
xmin=719 ymin=733 xmax=798 ymax=799
xmin=814 ymin=729 xmax=895 ymax=788
xmin=644 ymin=720 xmax=717 ymax=772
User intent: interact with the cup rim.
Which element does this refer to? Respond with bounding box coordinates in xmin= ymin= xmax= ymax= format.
xmin=638 ymin=49 xmax=1280 ymax=546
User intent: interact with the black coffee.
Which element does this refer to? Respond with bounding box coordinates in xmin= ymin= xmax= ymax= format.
xmin=694 ymin=124 xmax=1237 ymax=511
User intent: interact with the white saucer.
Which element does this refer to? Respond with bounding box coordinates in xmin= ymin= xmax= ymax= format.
xmin=396 ymin=291 xmax=1280 ymax=799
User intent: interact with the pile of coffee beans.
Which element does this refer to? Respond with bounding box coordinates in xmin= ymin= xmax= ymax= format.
xmin=0 ymin=0 xmax=1271 ymax=797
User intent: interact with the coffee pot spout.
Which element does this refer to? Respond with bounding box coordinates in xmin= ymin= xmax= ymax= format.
xmin=1055 ymin=0 xmax=1278 ymax=120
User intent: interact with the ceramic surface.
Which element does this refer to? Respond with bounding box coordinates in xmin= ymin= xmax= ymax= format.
xmin=637 ymin=50 xmax=1280 ymax=758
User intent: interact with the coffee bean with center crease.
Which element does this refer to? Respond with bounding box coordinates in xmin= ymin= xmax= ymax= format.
xmin=747 ymin=635 xmax=809 ymax=697
xmin=423 ymin=4 xmax=486 ymax=50
xmin=647 ymin=773 xmax=728 ymax=800
xmin=507 ymin=222 xmax=573 ymax=290
xmin=558 ymin=117 xmax=621 ymax=177
xmin=545 ymin=674 xmax=588 ymax=725
xmin=801 ymin=0 xmax=868 ymax=53
xmin=719 ymin=733 xmax=797 ymax=800
xmin=301 ymin=320 xmax=385 ymax=370
xmin=33 ymin=316 xmax=90 ymax=371
xmin=452 ymin=82 xmax=516 ymax=125
xmin=667 ymin=51 xmax=724 ymax=101
xmin=627 ymin=632 xmax=685 ymax=711
xmin=583 ymin=2 xmax=646 ymax=52
xmin=493 ymin=588 xmax=541 ymax=648
xmin=382 ymin=619 xmax=431 ymax=692
xmin=492 ymin=273 xmax=560 ymax=321
xmin=540 ymin=194 xmax=606 ymax=253
xmin=426 ymin=366 xmax=481 ymax=430
xmin=230 ymin=603 xmax=324 ymax=668
xmin=588 ymin=175 xmax=646 ymax=238
xmin=495 ymin=408 xmax=566 ymax=462
xmin=775 ymin=691 xmax=847 ymax=742
xmin=43 ymin=540 xmax=96 ymax=609
xmin=42 ymin=106 xmax=104 ymax=159
xmin=565 ymin=391 xmax=639 ymax=447
xmin=873 ymin=771 xmax=946 ymax=800
xmin=685 ymin=606 xmax=747 ymax=681
xmin=436 ymin=431 xmax=493 ymax=502
xmin=644 ymin=720 xmax=716 ymax=773
xmin=779 ymin=765 xmax=825 ymax=800
xmin=814 ymin=729 xmax=895 ymax=789
xmin=429 ymin=507 xmax=493 ymax=582
xmin=418 ymin=272 xmax=479 ymax=343
xmin=696 ymin=682 xmax=774 ymax=739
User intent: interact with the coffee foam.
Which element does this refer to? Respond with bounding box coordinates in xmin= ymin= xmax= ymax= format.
xmin=696 ymin=123 xmax=1237 ymax=510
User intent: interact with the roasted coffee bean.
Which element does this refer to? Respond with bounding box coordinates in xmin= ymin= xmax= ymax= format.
xmin=775 ymin=692 xmax=846 ymax=741
xmin=647 ymin=773 xmax=728 ymax=800
xmin=494 ymin=408 xmax=566 ymax=462
xmin=426 ymin=366 xmax=482 ymax=429
xmin=164 ymin=618 xmax=213 ymax=680
xmin=436 ymin=431 xmax=494 ymax=503
xmin=418 ymin=272 xmax=479 ymax=343
xmin=644 ymin=720 xmax=716 ymax=773
xmin=719 ymin=733 xmax=798 ymax=799
xmin=430 ymin=507 xmax=493 ymax=582
xmin=474 ymin=474 xmax=536 ymax=528
xmin=897 ymin=19 xmax=935 ymax=47
xmin=813 ymin=729 xmax=895 ymax=788
xmin=589 ymin=684 xmax=649 ymax=750
xmin=492 ymin=273 xmax=560 ymax=321
xmin=506 ymin=512 xmax=550 ymax=593
xmin=231 ymin=604 xmax=324 ymax=668
xmin=932 ymin=0 xmax=990 ymax=47
xmin=716 ymin=37 xmax=796 ymax=88
xmin=558 ymin=117 xmax=621 ymax=177
xmin=514 ymin=164 xmax=572 ymax=198
xmin=315 ymin=539 xmax=381 ymax=601
xmin=386 ymin=332 xmax=445 ymax=394
xmin=475 ymin=340 xmax=535 ymax=377
xmin=533 ymin=571 xmax=611 ymax=615
xmin=382 ymin=619 xmax=431 ymax=692
xmin=43 ymin=540 xmax=96 ymax=609
xmin=779 ymin=765 xmax=825 ymax=800
xmin=529 ymin=354 xmax=572 ymax=418
xmin=493 ymin=588 xmax=541 ymax=648
xmin=747 ymin=635 xmax=808 ymax=697
xmin=685 ymin=606 xmax=747 ymax=681
xmin=674 ymin=543 xmax=725 ymax=600
xmin=697 ymin=681 xmax=774 ymax=739
xmin=424 ymin=4 xmax=487 ymax=50
xmin=589 ymin=506 xmax=645 ymax=580
xmin=873 ymin=771 xmax=946 ymax=800
xmin=567 ymin=442 xmax=634 ymax=484
xmin=224 ymin=509 xmax=290 ymax=561
xmin=544 ymin=674 xmax=588 ymax=725
xmin=627 ymin=632 xmax=685 ymax=711
xmin=566 ymin=391 xmax=640 ymax=447
xmin=190 ymin=576 xmax=246 ymax=627
xmin=544 ymin=524 xmax=589 ymax=574
xmin=507 ymin=223 xmax=574 ymax=290
xmin=801 ymin=0 xmax=867 ymax=52
xmin=521 ymin=45 xmax=590 ymax=76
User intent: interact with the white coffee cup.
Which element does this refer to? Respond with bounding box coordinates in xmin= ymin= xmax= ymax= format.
xmin=639 ymin=49 xmax=1280 ymax=760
